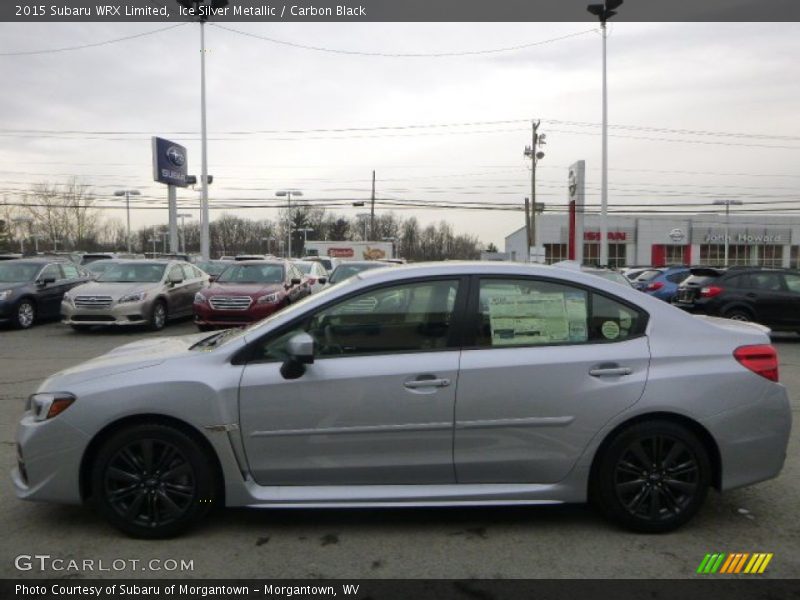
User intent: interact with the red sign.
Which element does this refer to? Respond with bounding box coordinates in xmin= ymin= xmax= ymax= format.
xmin=584 ymin=231 xmax=627 ymax=241
xmin=328 ymin=248 xmax=355 ymax=258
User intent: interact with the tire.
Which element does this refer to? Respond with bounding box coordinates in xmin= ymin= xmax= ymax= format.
xmin=90 ymin=422 xmax=218 ymax=539
xmin=14 ymin=299 xmax=36 ymax=329
xmin=591 ymin=421 xmax=711 ymax=533
xmin=148 ymin=300 xmax=167 ymax=331
xmin=723 ymin=308 xmax=752 ymax=322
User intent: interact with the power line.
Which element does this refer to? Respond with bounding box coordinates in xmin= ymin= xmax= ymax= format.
xmin=209 ymin=24 xmax=597 ymax=58
xmin=0 ymin=23 xmax=188 ymax=57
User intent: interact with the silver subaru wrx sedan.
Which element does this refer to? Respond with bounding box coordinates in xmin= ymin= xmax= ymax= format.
xmin=13 ymin=262 xmax=791 ymax=538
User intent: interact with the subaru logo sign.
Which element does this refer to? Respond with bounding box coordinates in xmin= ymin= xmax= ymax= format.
xmin=166 ymin=146 xmax=185 ymax=167
xmin=152 ymin=137 xmax=188 ymax=187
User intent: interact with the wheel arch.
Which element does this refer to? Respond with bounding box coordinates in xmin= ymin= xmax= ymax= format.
xmin=720 ymin=303 xmax=754 ymax=319
xmin=588 ymin=411 xmax=722 ymax=497
xmin=79 ymin=413 xmax=225 ymax=504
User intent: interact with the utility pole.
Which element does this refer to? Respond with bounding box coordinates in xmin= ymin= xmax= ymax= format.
xmin=524 ymin=121 xmax=546 ymax=262
xmin=369 ymin=170 xmax=376 ymax=241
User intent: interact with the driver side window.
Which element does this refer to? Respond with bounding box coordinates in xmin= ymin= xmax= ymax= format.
xmin=256 ymin=279 xmax=460 ymax=361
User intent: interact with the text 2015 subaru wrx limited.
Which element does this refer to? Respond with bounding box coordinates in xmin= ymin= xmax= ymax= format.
xmin=12 ymin=263 xmax=791 ymax=537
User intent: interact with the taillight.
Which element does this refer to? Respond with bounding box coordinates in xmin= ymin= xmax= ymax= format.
xmin=646 ymin=282 xmax=664 ymax=291
xmin=700 ymin=285 xmax=723 ymax=298
xmin=733 ymin=345 xmax=779 ymax=382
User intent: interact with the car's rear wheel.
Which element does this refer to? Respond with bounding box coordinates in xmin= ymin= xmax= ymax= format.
xmin=14 ymin=299 xmax=36 ymax=329
xmin=724 ymin=308 xmax=752 ymax=322
xmin=592 ymin=421 xmax=710 ymax=533
xmin=149 ymin=300 xmax=167 ymax=331
xmin=90 ymin=423 xmax=217 ymax=538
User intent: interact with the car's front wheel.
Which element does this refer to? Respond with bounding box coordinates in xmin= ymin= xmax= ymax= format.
xmin=148 ymin=300 xmax=167 ymax=331
xmin=90 ymin=423 xmax=218 ymax=538
xmin=724 ymin=308 xmax=752 ymax=322
xmin=14 ymin=299 xmax=36 ymax=329
xmin=592 ymin=420 xmax=711 ymax=533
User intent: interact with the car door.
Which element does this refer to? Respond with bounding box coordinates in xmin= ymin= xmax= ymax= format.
xmin=182 ymin=264 xmax=205 ymax=309
xmin=778 ymin=272 xmax=800 ymax=327
xmin=743 ymin=272 xmax=788 ymax=326
xmin=165 ymin=264 xmax=191 ymax=317
xmin=454 ymin=276 xmax=651 ymax=484
xmin=238 ymin=277 xmax=466 ymax=485
xmin=35 ymin=263 xmax=66 ymax=318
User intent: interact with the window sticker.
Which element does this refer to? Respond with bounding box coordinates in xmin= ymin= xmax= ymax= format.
xmin=565 ymin=292 xmax=588 ymax=342
xmin=601 ymin=320 xmax=621 ymax=340
xmin=488 ymin=293 xmax=579 ymax=345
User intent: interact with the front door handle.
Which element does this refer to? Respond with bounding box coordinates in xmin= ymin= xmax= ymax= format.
xmin=589 ymin=366 xmax=633 ymax=377
xmin=404 ymin=377 xmax=451 ymax=389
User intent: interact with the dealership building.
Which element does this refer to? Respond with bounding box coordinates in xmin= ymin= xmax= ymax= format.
xmin=504 ymin=213 xmax=800 ymax=269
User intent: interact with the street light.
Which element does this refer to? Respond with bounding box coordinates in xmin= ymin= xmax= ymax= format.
xmin=114 ymin=189 xmax=141 ymax=253
xmin=177 ymin=212 xmax=192 ymax=253
xmin=175 ymin=0 xmax=229 ymax=260
xmin=275 ymin=189 xmax=303 ymax=258
xmin=262 ymin=236 xmax=275 ymax=255
xmin=295 ymin=227 xmax=313 ymax=252
xmin=587 ymin=0 xmax=623 ymax=267
xmin=12 ymin=216 xmax=32 ymax=254
xmin=52 ymin=238 xmax=61 ymax=253
xmin=356 ymin=213 xmax=371 ymax=240
xmin=712 ymin=199 xmax=744 ymax=266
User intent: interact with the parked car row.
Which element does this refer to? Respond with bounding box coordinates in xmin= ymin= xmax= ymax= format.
xmin=0 ymin=256 xmax=401 ymax=332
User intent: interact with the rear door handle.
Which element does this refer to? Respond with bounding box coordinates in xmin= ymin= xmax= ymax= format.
xmin=404 ymin=378 xmax=451 ymax=389
xmin=589 ymin=366 xmax=633 ymax=377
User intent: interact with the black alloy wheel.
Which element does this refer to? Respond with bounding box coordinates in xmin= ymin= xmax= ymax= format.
xmin=593 ymin=421 xmax=710 ymax=533
xmin=91 ymin=423 xmax=217 ymax=538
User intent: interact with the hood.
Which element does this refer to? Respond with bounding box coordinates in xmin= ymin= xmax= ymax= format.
xmin=69 ymin=280 xmax=161 ymax=299
xmin=38 ymin=331 xmax=214 ymax=390
xmin=0 ymin=281 xmax=30 ymax=293
xmin=206 ymin=282 xmax=283 ymax=296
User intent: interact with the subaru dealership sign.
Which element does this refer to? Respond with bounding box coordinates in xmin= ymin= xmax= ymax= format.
xmin=151 ymin=137 xmax=188 ymax=187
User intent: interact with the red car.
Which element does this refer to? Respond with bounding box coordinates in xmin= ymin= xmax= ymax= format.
xmin=193 ymin=260 xmax=309 ymax=331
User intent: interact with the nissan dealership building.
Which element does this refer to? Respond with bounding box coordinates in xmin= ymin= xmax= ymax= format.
xmin=504 ymin=213 xmax=800 ymax=269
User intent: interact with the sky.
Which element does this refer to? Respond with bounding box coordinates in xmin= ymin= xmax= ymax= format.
xmin=1 ymin=20 xmax=799 ymax=247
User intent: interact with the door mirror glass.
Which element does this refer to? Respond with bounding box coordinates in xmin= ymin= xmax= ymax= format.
xmin=291 ymin=277 xmax=302 ymax=285
xmin=38 ymin=277 xmax=56 ymax=286
xmin=318 ymin=277 xmax=327 ymax=285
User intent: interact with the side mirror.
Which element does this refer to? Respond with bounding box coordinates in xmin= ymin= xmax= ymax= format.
xmin=280 ymin=332 xmax=315 ymax=380
xmin=291 ymin=277 xmax=302 ymax=285
xmin=38 ymin=277 xmax=56 ymax=287
xmin=208 ymin=274 xmax=218 ymax=282
xmin=318 ymin=277 xmax=327 ymax=285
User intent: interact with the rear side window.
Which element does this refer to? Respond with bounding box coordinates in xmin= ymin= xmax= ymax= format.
xmin=725 ymin=274 xmax=750 ymax=288
xmin=750 ymin=272 xmax=783 ymax=291
xmin=62 ymin=264 xmax=80 ymax=279
xmin=666 ymin=272 xmax=690 ymax=284
xmin=474 ymin=278 xmax=646 ymax=348
xmin=635 ymin=270 xmax=662 ymax=282
xmin=784 ymin=274 xmax=800 ymax=293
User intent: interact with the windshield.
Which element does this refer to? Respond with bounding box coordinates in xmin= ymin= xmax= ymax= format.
xmin=98 ymin=263 xmax=166 ymax=283
xmin=0 ymin=263 xmax=40 ymax=283
xmin=294 ymin=262 xmax=314 ymax=274
xmin=329 ymin=263 xmax=382 ymax=284
xmin=216 ymin=263 xmax=284 ymax=284
xmin=86 ymin=261 xmax=115 ymax=274
xmin=196 ymin=261 xmax=228 ymax=276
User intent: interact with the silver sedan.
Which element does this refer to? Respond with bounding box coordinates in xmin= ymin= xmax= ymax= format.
xmin=12 ymin=262 xmax=791 ymax=537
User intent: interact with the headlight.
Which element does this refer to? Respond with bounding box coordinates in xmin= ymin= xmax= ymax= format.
xmin=118 ymin=291 xmax=147 ymax=304
xmin=62 ymin=293 xmax=74 ymax=306
xmin=194 ymin=292 xmax=207 ymax=304
xmin=257 ymin=293 xmax=280 ymax=305
xmin=26 ymin=393 xmax=76 ymax=421
xmin=0 ymin=290 xmax=12 ymax=302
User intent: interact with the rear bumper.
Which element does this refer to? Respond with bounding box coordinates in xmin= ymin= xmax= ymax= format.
xmin=700 ymin=383 xmax=792 ymax=491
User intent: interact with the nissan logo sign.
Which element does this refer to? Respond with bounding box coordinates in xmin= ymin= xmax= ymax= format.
xmin=669 ymin=228 xmax=685 ymax=243
xmin=166 ymin=146 xmax=186 ymax=167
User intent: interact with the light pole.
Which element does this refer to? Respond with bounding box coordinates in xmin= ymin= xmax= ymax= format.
xmin=356 ymin=213 xmax=371 ymax=240
xmin=177 ymin=213 xmax=192 ymax=253
xmin=148 ymin=237 xmax=158 ymax=258
xmin=275 ymin=189 xmax=303 ymax=258
xmin=262 ymin=237 xmax=275 ymax=255
xmin=114 ymin=189 xmax=141 ymax=253
xmin=587 ymin=0 xmax=622 ymax=267
xmin=296 ymin=227 xmax=313 ymax=252
xmin=176 ymin=0 xmax=229 ymax=261
xmin=52 ymin=238 xmax=61 ymax=253
xmin=12 ymin=216 xmax=32 ymax=254
xmin=712 ymin=200 xmax=743 ymax=267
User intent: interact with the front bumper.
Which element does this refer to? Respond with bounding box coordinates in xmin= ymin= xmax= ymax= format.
xmin=61 ymin=298 xmax=152 ymax=326
xmin=193 ymin=301 xmax=282 ymax=327
xmin=13 ymin=411 xmax=88 ymax=505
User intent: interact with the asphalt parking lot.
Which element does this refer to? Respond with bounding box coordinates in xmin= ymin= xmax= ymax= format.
xmin=0 ymin=319 xmax=798 ymax=579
